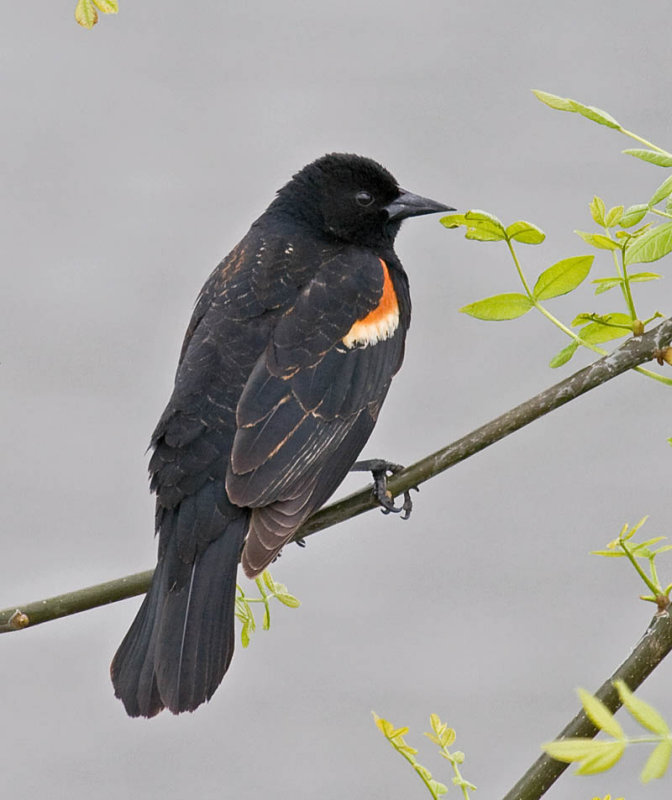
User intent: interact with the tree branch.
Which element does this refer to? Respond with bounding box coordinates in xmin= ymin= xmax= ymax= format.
xmin=1 ymin=318 xmax=670 ymax=633
xmin=501 ymin=608 xmax=672 ymax=800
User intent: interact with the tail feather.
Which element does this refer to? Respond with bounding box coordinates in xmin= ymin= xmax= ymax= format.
xmin=110 ymin=558 xmax=167 ymax=717
xmin=111 ymin=510 xmax=246 ymax=717
xmin=155 ymin=519 xmax=245 ymax=713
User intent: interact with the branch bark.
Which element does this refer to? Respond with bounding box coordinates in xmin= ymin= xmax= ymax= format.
xmin=1 ymin=318 xmax=670 ymax=634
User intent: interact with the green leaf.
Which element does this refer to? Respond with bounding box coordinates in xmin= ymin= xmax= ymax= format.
xmin=241 ymin=618 xmax=251 ymax=648
xmin=549 ymin=340 xmax=579 ymax=368
xmin=627 ymin=515 xmax=649 ymax=537
xmin=92 ymin=0 xmax=118 ymax=12
xmin=428 ymin=714 xmax=456 ymax=748
xmin=641 ymin=741 xmax=672 ymax=783
xmin=465 ymin=209 xmax=504 ymax=228
xmin=429 ymin=713 xmax=443 ymax=735
xmin=460 ymin=293 xmax=533 ymax=321
xmin=262 ymin=602 xmax=271 ymax=630
xmin=234 ymin=600 xmax=249 ymax=623
xmin=464 ymin=209 xmax=507 ymax=242
xmin=576 ymin=312 xmax=633 ymax=329
xmin=575 ymin=231 xmax=621 ymax=251
xmin=571 ymin=313 xmax=594 ymax=326
xmin=429 ymin=778 xmax=449 ymax=796
xmin=649 ymin=175 xmax=672 ymax=207
xmin=415 ymin=764 xmax=432 ymax=780
xmin=543 ymin=738 xmax=612 ymax=762
xmin=574 ymin=741 xmax=625 ymax=775
xmin=532 ymin=91 xmax=620 ymax=128
xmin=605 ymin=206 xmax=624 ymax=227
xmin=578 ymin=688 xmax=624 ymax=738
xmin=532 ymin=90 xmax=575 ymax=111
xmin=275 ymin=591 xmax=300 ymax=608
xmin=440 ymin=213 xmax=466 ymax=229
xmin=623 ymin=148 xmax=672 ymax=168
xmin=441 ymin=210 xmax=507 ymax=241
xmin=589 ymin=196 xmax=606 ymax=226
xmin=619 ymin=204 xmax=648 ymax=228
xmin=75 ymin=0 xmax=98 ymax=27
xmin=625 ymin=222 xmax=672 ymax=265
xmin=614 ymin=680 xmax=669 ymax=735
xmin=629 ymin=271 xmax=662 ymax=283
xmin=505 ymin=220 xmax=546 ymax=244
xmin=633 ymin=536 xmax=666 ymax=549
xmin=577 ymin=322 xmax=630 ymax=345
xmin=629 ymin=222 xmax=654 ymax=238
xmin=373 ymin=712 xmax=394 ymax=737
xmin=533 ymin=255 xmax=594 ymax=300
xmin=465 ymin=227 xmax=506 ymax=242
xmin=592 ymin=277 xmax=623 ymax=295
xmin=568 ymin=100 xmax=620 ymax=129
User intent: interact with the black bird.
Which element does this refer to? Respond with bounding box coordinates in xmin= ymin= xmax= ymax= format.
xmin=111 ymin=153 xmax=451 ymax=717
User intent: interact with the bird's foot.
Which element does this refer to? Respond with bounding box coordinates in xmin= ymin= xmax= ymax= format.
xmin=350 ymin=459 xmax=417 ymax=519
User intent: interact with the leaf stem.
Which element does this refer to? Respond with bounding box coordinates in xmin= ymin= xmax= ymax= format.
xmin=650 ymin=208 xmax=672 ymax=220
xmin=620 ymin=734 xmax=672 ymax=746
xmin=602 ymin=228 xmax=637 ymax=319
xmin=635 ymin=366 xmax=672 ymax=385
xmin=506 ymin=239 xmax=535 ymax=298
xmin=619 ymin=541 xmax=659 ymax=597
xmin=619 ymin=127 xmax=672 ymax=156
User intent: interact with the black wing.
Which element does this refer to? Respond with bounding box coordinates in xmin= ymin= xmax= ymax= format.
xmin=225 ymin=248 xmax=409 ymax=576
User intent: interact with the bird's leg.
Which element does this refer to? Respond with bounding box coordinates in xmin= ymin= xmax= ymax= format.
xmin=350 ymin=459 xmax=417 ymax=519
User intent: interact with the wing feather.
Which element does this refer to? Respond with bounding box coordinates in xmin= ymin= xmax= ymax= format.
xmin=228 ymin=248 xmax=408 ymax=577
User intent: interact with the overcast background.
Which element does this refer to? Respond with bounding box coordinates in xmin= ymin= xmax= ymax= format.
xmin=2 ymin=2 xmax=671 ymax=798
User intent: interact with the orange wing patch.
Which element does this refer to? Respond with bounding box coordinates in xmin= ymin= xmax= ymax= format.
xmin=342 ymin=259 xmax=400 ymax=349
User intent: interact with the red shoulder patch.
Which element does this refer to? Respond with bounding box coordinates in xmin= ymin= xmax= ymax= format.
xmin=342 ymin=259 xmax=400 ymax=349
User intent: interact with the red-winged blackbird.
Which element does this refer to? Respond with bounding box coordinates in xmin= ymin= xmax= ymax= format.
xmin=111 ymin=153 xmax=451 ymax=717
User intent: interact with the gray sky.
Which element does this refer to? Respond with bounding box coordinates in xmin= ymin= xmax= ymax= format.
xmin=2 ymin=2 xmax=671 ymax=798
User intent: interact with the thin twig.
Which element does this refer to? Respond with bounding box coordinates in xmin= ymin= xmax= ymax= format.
xmin=1 ymin=318 xmax=671 ymax=633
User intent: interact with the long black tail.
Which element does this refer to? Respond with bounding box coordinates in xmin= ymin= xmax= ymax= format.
xmin=111 ymin=507 xmax=247 ymax=717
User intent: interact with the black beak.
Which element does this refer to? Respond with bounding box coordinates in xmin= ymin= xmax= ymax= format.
xmin=384 ymin=190 xmax=455 ymax=222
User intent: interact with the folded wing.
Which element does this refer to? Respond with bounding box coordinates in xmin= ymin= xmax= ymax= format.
xmin=226 ymin=250 xmax=408 ymax=576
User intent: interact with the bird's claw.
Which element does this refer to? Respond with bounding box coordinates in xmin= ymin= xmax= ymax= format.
xmin=350 ymin=459 xmax=418 ymax=520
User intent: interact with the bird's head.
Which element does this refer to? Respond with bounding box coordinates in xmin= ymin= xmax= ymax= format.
xmin=270 ymin=153 xmax=452 ymax=247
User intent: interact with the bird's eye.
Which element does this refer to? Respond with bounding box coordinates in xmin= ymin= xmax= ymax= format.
xmin=355 ymin=190 xmax=374 ymax=207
